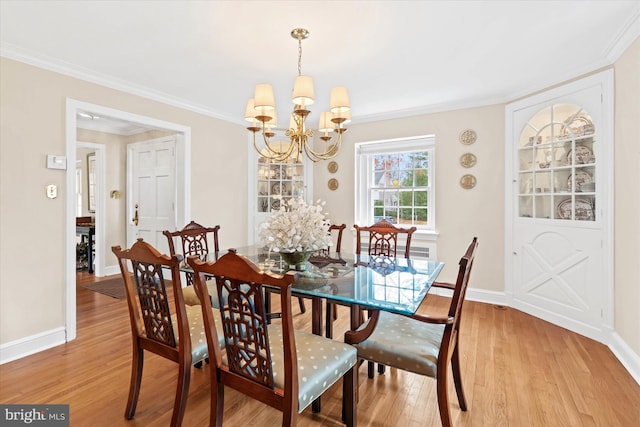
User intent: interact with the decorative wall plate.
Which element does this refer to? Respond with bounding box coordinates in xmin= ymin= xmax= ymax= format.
xmin=460 ymin=153 xmax=477 ymax=168
xmin=327 ymin=161 xmax=338 ymax=173
xmin=459 ymin=129 xmax=477 ymax=145
xmin=328 ymin=178 xmax=339 ymax=191
xmin=460 ymin=174 xmax=476 ymax=189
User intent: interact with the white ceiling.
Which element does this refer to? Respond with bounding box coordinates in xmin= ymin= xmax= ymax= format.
xmin=1 ymin=1 xmax=639 ymax=133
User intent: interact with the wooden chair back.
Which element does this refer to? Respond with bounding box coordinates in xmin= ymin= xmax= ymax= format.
xmin=188 ymin=250 xmax=300 ymax=424
xmin=354 ymin=220 xmax=417 ymax=258
xmin=163 ymin=221 xmax=220 ymax=286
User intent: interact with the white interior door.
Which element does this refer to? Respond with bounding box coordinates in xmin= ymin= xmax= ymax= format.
xmin=127 ymin=136 xmax=177 ymax=253
xmin=505 ymin=71 xmax=613 ymax=342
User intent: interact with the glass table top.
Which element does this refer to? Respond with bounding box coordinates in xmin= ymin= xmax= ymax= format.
xmin=187 ymin=246 xmax=444 ymax=316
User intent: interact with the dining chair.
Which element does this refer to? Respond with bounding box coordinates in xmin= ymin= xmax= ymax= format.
xmin=354 ymin=219 xmax=417 ymax=258
xmin=163 ymin=221 xmax=221 ymax=307
xmin=345 ymin=237 xmax=479 ymax=427
xmin=353 ymin=219 xmax=417 ymax=373
xmin=112 ymin=238 xmax=210 ymax=427
xmin=188 ymin=249 xmax=358 ymax=427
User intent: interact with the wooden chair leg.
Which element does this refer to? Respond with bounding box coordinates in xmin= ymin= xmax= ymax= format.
xmin=170 ymin=360 xmax=191 ymax=427
xmin=367 ymin=361 xmax=375 ymax=379
xmin=125 ymin=347 xmax=144 ymax=419
xmin=342 ymin=366 xmax=357 ymax=427
xmin=377 ymin=363 xmax=386 ymax=375
xmin=297 ymin=296 xmax=306 ymax=314
xmin=451 ymin=345 xmax=467 ymax=411
xmin=211 ymin=381 xmax=224 ymax=427
xmin=436 ymin=361 xmax=453 ymax=427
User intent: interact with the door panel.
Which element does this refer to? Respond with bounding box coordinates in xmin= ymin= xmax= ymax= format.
xmin=514 ymin=223 xmax=601 ymax=326
xmin=127 ymin=137 xmax=176 ymax=254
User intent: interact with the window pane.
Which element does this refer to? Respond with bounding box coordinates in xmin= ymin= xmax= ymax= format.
xmin=414 ymin=208 xmax=428 ymax=224
xmin=357 ymin=137 xmax=435 ymax=230
xmin=414 ymin=189 xmax=428 ymax=207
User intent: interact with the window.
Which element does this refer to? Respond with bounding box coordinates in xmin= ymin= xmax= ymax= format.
xmin=355 ymin=136 xmax=435 ymax=231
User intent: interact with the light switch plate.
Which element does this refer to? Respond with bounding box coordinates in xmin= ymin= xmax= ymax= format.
xmin=46 ymin=184 xmax=57 ymax=199
xmin=47 ymin=154 xmax=67 ymax=170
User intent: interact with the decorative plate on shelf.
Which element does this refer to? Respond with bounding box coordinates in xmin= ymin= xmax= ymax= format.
xmin=566 ymin=145 xmax=593 ymax=165
xmin=561 ymin=115 xmax=595 ymax=137
xmin=557 ymin=198 xmax=594 ymax=221
xmin=271 ymin=182 xmax=286 ymax=195
xmin=568 ymin=170 xmax=592 ymax=191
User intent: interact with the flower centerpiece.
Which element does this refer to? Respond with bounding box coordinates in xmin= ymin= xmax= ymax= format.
xmin=259 ymin=196 xmax=333 ymax=270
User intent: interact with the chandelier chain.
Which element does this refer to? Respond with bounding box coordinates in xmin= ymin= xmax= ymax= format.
xmin=297 ymin=37 xmax=303 ymax=76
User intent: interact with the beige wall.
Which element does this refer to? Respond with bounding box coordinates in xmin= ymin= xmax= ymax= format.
xmin=315 ymin=105 xmax=505 ymax=288
xmin=613 ymin=37 xmax=640 ymax=355
xmin=1 ymin=37 xmax=638 ymax=360
xmin=0 ymin=57 xmax=247 ymax=344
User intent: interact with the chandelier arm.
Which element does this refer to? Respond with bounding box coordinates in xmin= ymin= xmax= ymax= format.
xmin=302 ymin=131 xmax=343 ymax=162
xmin=263 ymin=133 xmax=296 ymax=158
xmin=252 ymin=131 xmax=296 ymax=162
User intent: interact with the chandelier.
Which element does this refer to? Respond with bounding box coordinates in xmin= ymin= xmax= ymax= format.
xmin=244 ymin=28 xmax=351 ymax=162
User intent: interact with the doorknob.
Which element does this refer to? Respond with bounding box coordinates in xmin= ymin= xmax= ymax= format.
xmin=132 ymin=204 xmax=139 ymax=226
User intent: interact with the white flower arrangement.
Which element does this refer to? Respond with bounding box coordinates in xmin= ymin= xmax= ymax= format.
xmin=259 ymin=196 xmax=333 ymax=253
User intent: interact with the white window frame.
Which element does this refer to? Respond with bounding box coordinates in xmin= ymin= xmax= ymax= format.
xmin=355 ymin=135 xmax=436 ymax=233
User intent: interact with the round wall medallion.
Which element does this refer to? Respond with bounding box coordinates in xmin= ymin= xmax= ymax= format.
xmin=459 ymin=129 xmax=477 ymax=145
xmin=460 ymin=153 xmax=477 ymax=168
xmin=328 ymin=178 xmax=339 ymax=191
xmin=460 ymin=174 xmax=477 ymax=189
xmin=327 ymin=161 xmax=339 ymax=173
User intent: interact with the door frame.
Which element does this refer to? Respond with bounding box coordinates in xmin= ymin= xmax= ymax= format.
xmin=504 ymin=70 xmax=614 ymax=343
xmin=65 ymin=98 xmax=191 ymax=342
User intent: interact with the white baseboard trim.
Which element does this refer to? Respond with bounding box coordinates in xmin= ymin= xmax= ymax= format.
xmin=428 ymin=286 xmax=508 ymax=306
xmin=0 ymin=327 xmax=66 ymax=365
xmin=103 ymin=264 xmax=120 ymax=276
xmin=609 ymin=331 xmax=640 ymax=385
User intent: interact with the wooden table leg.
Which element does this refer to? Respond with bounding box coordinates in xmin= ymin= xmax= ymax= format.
xmin=311 ymin=296 xmax=323 ymax=413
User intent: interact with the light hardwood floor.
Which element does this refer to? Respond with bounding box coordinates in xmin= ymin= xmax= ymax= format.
xmin=1 ymin=272 xmax=638 ymax=426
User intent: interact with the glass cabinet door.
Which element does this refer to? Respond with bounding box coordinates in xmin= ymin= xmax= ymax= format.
xmin=257 ymin=156 xmax=305 ymax=212
xmin=517 ymin=104 xmax=596 ymax=221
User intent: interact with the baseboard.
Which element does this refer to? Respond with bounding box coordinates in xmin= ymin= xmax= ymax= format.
xmin=609 ymin=331 xmax=640 ymax=385
xmin=0 ymin=327 xmax=66 ymax=365
xmin=103 ymin=264 xmax=120 ymax=276
xmin=429 ymin=285 xmax=508 ymax=307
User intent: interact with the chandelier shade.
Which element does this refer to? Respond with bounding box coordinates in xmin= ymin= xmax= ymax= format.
xmin=245 ymin=28 xmax=350 ymax=162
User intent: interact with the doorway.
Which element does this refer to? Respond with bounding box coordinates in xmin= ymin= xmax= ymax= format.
xmin=65 ymin=98 xmax=192 ymax=341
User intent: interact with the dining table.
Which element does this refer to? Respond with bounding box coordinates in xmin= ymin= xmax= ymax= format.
xmin=180 ymin=245 xmax=445 ymax=413
xmin=186 ymin=246 xmax=445 ymax=338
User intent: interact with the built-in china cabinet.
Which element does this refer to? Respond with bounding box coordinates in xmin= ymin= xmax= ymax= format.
xmin=247 ymin=133 xmax=313 ymax=244
xmin=505 ymin=70 xmax=613 ymax=343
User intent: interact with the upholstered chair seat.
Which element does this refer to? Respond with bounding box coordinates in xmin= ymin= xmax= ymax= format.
xmin=171 ymin=304 xmax=225 ymax=364
xmin=182 ymin=279 xmax=219 ymax=307
xmin=351 ymin=310 xmax=444 ymax=377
